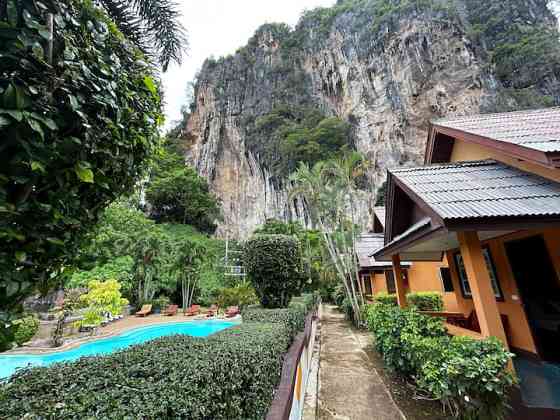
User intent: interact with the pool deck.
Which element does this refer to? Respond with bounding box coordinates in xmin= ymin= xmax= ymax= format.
xmin=5 ymin=312 xmax=241 ymax=355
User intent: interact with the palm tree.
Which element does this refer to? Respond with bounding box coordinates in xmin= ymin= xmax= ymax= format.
xmin=98 ymin=0 xmax=187 ymax=71
xmin=289 ymin=156 xmax=367 ymax=324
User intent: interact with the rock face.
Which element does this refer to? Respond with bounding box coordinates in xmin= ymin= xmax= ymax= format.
xmin=180 ymin=0 xmax=559 ymax=238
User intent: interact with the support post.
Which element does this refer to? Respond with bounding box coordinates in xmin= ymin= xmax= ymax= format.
xmin=391 ymin=254 xmax=407 ymax=308
xmin=457 ymin=231 xmax=508 ymax=347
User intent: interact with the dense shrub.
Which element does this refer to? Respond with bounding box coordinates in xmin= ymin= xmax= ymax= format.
xmin=365 ymin=304 xmax=516 ymax=419
xmin=243 ymin=235 xmax=303 ymax=308
xmin=331 ymin=284 xmax=346 ymax=306
xmin=0 ymin=322 xmax=292 ymax=419
xmin=366 ymin=303 xmax=446 ymax=374
xmin=80 ymin=280 xmax=128 ymax=326
xmin=216 ymin=282 xmax=258 ymax=309
xmin=374 ymin=292 xmax=398 ymax=306
xmin=12 ymin=315 xmax=39 ymax=346
xmin=406 ymin=292 xmax=443 ymax=311
xmin=0 ymin=0 xmax=162 ymax=317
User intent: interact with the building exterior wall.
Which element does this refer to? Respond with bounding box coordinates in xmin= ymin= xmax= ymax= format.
xmin=449 ymin=139 xmax=560 ymax=182
xmin=406 ymin=257 xmax=460 ymax=313
xmin=444 ymin=228 xmax=560 ymax=355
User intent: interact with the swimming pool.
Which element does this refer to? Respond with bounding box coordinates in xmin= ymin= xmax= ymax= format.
xmin=0 ymin=320 xmax=235 ymax=379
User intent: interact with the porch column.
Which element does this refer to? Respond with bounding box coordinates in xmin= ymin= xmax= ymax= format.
xmin=457 ymin=231 xmax=508 ymax=347
xmin=391 ymin=254 xmax=407 ymax=308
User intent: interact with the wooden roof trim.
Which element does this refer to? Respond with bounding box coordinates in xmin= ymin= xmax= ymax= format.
xmin=392 ymin=176 xmax=446 ymax=226
xmin=429 ymin=124 xmax=555 ymax=167
xmin=374 ymin=224 xmax=447 ymax=259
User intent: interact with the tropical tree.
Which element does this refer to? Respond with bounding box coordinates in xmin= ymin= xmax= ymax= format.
xmin=175 ymin=243 xmax=206 ymax=310
xmin=289 ymin=152 xmax=369 ymax=323
xmin=145 ymin=143 xmax=221 ymax=233
xmin=97 ymin=0 xmax=187 ymax=71
xmin=0 ymin=0 xmax=162 ymax=320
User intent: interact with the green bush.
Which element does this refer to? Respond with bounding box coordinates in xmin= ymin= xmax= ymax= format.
xmin=366 ymin=303 xmax=446 ymax=374
xmin=242 ymin=294 xmax=316 ymax=339
xmin=374 ymin=292 xmax=398 ymax=306
xmin=216 ymin=282 xmax=258 ymax=309
xmin=150 ymin=295 xmax=171 ymax=311
xmin=12 ymin=315 xmax=39 ymax=346
xmin=331 ymin=284 xmax=346 ymax=306
xmin=0 ymin=322 xmax=292 ymax=419
xmin=365 ymin=304 xmax=516 ymax=419
xmin=406 ymin=292 xmax=443 ymax=311
xmin=243 ymin=234 xmax=303 ymax=308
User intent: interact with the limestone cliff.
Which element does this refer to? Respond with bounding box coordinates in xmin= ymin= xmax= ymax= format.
xmin=179 ymin=0 xmax=560 ymax=238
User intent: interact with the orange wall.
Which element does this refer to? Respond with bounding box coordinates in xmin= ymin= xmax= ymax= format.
xmin=443 ymin=229 xmax=560 ymax=354
xmin=373 ymin=272 xmax=388 ymax=294
xmin=449 ymin=139 xmax=560 ymax=182
xmin=406 ymin=257 xmax=460 ymax=313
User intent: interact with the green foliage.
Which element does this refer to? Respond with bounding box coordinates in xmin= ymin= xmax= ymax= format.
xmin=145 ymin=141 xmax=221 ymax=233
xmin=406 ymin=291 xmax=443 ymax=311
xmin=242 ymin=294 xmax=316 ymax=338
xmin=374 ymin=292 xmax=398 ymax=305
xmin=464 ymin=0 xmax=560 ymax=109
xmin=0 ymin=0 xmax=162 ymax=318
xmin=0 ymin=322 xmax=294 ymax=419
xmin=243 ymin=234 xmax=303 ymax=308
xmin=75 ymin=203 xmax=225 ymax=306
xmin=12 ymin=315 xmax=39 ymax=346
xmin=149 ymin=295 xmax=171 ymax=311
xmin=98 ymin=0 xmax=187 ymax=71
xmin=0 ymin=324 xmax=15 ymax=352
xmin=245 ymin=106 xmax=352 ymax=183
xmin=332 ymin=284 xmax=346 ymax=306
xmin=365 ymin=304 xmax=516 ymax=419
xmin=365 ymin=303 xmax=446 ymax=373
xmin=79 ymin=280 xmax=128 ymax=326
xmin=68 ymin=256 xmax=134 ymax=292
xmin=216 ymin=282 xmax=258 ymax=309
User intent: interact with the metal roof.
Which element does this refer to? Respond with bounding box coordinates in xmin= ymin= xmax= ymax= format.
xmin=356 ymin=233 xmax=411 ymax=268
xmin=390 ymin=160 xmax=560 ymax=220
xmin=433 ymin=107 xmax=560 ymax=153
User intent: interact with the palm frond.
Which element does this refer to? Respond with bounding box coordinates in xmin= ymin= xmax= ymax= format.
xmin=98 ymin=0 xmax=187 ymax=71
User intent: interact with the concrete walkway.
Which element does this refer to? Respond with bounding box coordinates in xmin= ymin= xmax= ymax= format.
xmin=316 ymin=305 xmax=406 ymax=420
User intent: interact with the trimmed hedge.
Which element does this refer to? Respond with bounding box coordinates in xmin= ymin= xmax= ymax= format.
xmin=406 ymin=292 xmax=443 ymax=311
xmin=242 ymin=293 xmax=316 ymax=337
xmin=374 ymin=292 xmax=397 ymax=306
xmin=366 ymin=304 xmax=516 ymax=419
xmin=243 ymin=234 xmax=303 ymax=308
xmin=0 ymin=322 xmax=292 ymax=419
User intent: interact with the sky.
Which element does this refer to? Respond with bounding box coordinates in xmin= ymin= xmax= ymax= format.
xmin=162 ymin=0 xmax=336 ymax=129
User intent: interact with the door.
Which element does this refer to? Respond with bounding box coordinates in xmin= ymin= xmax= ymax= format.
xmin=506 ymin=235 xmax=560 ymax=362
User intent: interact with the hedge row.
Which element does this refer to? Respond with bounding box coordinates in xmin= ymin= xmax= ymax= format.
xmin=373 ymin=291 xmax=443 ymax=312
xmin=366 ymin=304 xmax=516 ymax=419
xmin=0 ymin=295 xmax=318 ymax=419
xmin=0 ymin=323 xmax=291 ymax=419
xmin=406 ymin=292 xmax=443 ymax=311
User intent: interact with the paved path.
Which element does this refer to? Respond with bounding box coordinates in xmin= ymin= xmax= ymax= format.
xmin=317 ymin=305 xmax=406 ymax=420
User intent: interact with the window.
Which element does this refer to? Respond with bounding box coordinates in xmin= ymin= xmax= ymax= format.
xmin=439 ymin=267 xmax=454 ymax=292
xmin=385 ymin=270 xmax=396 ymax=294
xmin=453 ymin=247 xmax=503 ymax=300
xmin=362 ymin=274 xmax=372 ymax=295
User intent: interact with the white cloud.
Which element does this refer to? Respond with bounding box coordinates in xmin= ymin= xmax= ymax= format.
xmin=162 ymin=0 xmax=335 ymax=129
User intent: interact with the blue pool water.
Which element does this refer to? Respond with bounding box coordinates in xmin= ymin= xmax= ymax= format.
xmin=0 ymin=320 xmax=235 ymax=379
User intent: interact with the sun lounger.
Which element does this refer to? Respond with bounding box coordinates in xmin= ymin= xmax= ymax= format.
xmin=184 ymin=304 xmax=201 ymax=316
xmin=225 ymin=306 xmax=239 ymax=318
xmin=135 ymin=304 xmax=152 ymax=317
xmin=163 ymin=304 xmax=178 ymax=316
xmin=205 ymin=304 xmax=218 ymax=318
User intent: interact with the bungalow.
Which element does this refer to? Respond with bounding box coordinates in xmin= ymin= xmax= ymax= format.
xmin=357 ymin=208 xmax=460 ymax=311
xmin=373 ymin=107 xmax=560 ymax=417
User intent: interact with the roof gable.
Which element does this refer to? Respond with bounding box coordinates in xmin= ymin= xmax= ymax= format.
xmin=426 ymin=107 xmax=560 ymax=167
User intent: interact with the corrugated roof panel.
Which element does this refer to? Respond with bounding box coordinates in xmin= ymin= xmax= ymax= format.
xmin=434 ymin=107 xmax=560 ymax=153
xmin=390 ymin=160 xmax=560 ymax=220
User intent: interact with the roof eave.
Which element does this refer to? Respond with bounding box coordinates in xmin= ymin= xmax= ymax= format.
xmin=431 ymin=124 xmax=555 ymax=168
